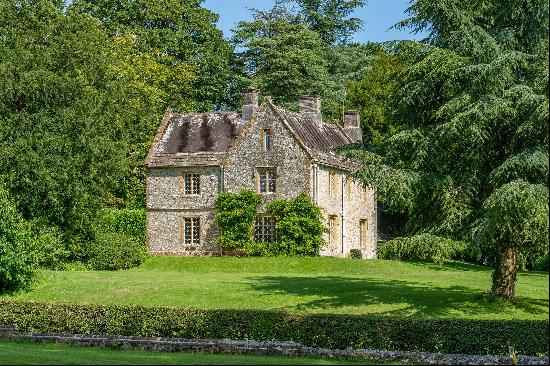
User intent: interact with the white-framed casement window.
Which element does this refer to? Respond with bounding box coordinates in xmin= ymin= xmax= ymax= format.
xmin=262 ymin=128 xmax=272 ymax=152
xmin=254 ymin=216 xmax=277 ymax=243
xmin=257 ymin=167 xmax=277 ymax=193
xmin=329 ymin=172 xmax=338 ymax=197
xmin=328 ymin=215 xmax=338 ymax=247
xmin=180 ymin=173 xmax=200 ymax=195
xmin=179 ymin=217 xmax=200 ymax=246
xmin=360 ymin=219 xmax=368 ymax=248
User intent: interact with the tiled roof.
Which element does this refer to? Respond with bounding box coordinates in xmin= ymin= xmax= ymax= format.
xmin=146 ymin=101 xmax=357 ymax=170
xmin=157 ymin=112 xmax=247 ymax=154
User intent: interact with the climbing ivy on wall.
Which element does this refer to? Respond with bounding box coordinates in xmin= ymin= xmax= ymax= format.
xmin=215 ymin=190 xmax=262 ymax=252
xmin=215 ymin=191 xmax=325 ymax=256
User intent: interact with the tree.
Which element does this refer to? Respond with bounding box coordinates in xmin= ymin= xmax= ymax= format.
xmin=71 ymin=0 xmax=241 ymax=206
xmin=346 ymin=42 xmax=420 ymax=144
xmin=277 ymin=0 xmax=366 ymax=44
xmin=472 ymin=180 xmax=548 ymax=299
xmin=348 ymin=0 xmax=548 ymax=298
xmin=0 ymin=186 xmax=38 ymax=292
xmin=71 ymin=0 xmax=239 ymax=112
xmin=233 ymin=6 xmax=330 ymax=111
xmin=0 ymin=0 xmax=129 ymax=249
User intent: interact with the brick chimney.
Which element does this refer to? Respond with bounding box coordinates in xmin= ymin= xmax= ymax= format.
xmin=343 ymin=110 xmax=362 ymax=143
xmin=299 ymin=95 xmax=323 ymax=128
xmin=242 ymin=88 xmax=260 ymax=120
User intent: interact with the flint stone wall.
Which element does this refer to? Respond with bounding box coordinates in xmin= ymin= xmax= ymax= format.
xmin=146 ymin=166 xmax=221 ymax=255
xmin=223 ymin=105 xmax=311 ymax=208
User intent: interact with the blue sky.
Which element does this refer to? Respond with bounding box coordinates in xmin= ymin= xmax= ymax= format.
xmin=202 ymin=0 xmax=427 ymax=43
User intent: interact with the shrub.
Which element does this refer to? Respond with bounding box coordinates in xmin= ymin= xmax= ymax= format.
xmin=215 ymin=190 xmax=262 ymax=252
xmin=379 ymin=234 xmax=467 ymax=264
xmin=265 ymin=193 xmax=325 ymax=256
xmin=0 ymin=187 xmax=39 ymax=292
xmin=350 ymin=249 xmax=362 ymax=259
xmin=243 ymin=241 xmax=281 ymax=257
xmin=87 ymin=232 xmax=146 ymax=270
xmin=96 ymin=208 xmax=146 ymax=242
xmin=532 ymin=254 xmax=549 ymax=272
xmin=31 ymin=223 xmax=70 ymax=269
xmin=0 ymin=300 xmax=547 ymax=356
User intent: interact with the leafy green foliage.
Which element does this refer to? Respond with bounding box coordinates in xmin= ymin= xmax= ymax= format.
xmin=233 ymin=9 xmax=330 ymax=111
xmin=87 ymin=232 xmax=146 ymax=271
xmin=0 ymin=1 xmax=129 ymax=246
xmin=472 ymin=180 xmax=549 ymax=260
xmin=71 ymin=0 xmax=238 ymax=112
xmin=349 ymin=249 xmax=362 ymax=259
xmin=0 ymin=300 xmax=548 ymax=356
xmin=379 ymin=234 xmax=467 ymax=265
xmin=277 ymin=0 xmax=366 ymax=45
xmin=215 ymin=190 xmax=262 ymax=252
xmin=32 ymin=224 xmax=70 ymax=270
xmin=263 ymin=193 xmax=325 ymax=256
xmin=348 ymin=0 xmax=549 ymax=288
xmin=0 ymin=187 xmax=38 ymax=291
xmin=96 ymin=209 xmax=146 ymax=243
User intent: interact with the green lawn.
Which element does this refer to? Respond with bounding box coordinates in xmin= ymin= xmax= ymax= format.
xmin=0 ymin=339 xmax=396 ymax=365
xmin=3 ymin=257 xmax=548 ymax=320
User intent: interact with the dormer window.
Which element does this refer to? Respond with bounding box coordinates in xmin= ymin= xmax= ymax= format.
xmin=262 ymin=129 xmax=271 ymax=151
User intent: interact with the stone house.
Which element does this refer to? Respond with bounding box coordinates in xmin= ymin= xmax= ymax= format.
xmin=145 ymin=89 xmax=377 ymax=258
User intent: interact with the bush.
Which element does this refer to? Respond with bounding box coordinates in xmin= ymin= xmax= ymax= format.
xmin=0 ymin=187 xmax=38 ymax=292
xmin=532 ymin=254 xmax=549 ymax=272
xmin=87 ymin=232 xmax=146 ymax=270
xmin=96 ymin=209 xmax=146 ymax=242
xmin=379 ymin=234 xmax=467 ymax=265
xmin=31 ymin=223 xmax=70 ymax=269
xmin=350 ymin=249 xmax=362 ymax=259
xmin=215 ymin=190 xmax=262 ymax=252
xmin=265 ymin=193 xmax=325 ymax=256
xmin=0 ymin=300 xmax=547 ymax=356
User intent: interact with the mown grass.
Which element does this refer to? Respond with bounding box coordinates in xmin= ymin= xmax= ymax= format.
xmin=3 ymin=256 xmax=548 ymax=320
xmin=0 ymin=339 xmax=397 ymax=365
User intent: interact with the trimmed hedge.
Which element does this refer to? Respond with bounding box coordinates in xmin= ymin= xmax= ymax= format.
xmin=0 ymin=300 xmax=547 ymax=356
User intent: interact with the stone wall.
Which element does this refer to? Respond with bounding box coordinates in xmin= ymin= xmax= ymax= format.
xmin=146 ymin=166 xmax=221 ymax=255
xmin=315 ymin=165 xmax=376 ymax=258
xmin=223 ymin=105 xmax=311 ymax=209
xmin=0 ymin=326 xmax=546 ymax=365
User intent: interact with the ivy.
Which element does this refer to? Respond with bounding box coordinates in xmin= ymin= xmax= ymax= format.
xmin=215 ymin=190 xmax=262 ymax=252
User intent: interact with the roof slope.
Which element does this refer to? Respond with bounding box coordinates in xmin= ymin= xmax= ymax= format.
xmin=146 ymin=101 xmax=359 ymax=170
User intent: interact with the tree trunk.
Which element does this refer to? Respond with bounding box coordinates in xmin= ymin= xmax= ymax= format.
xmin=491 ymin=247 xmax=517 ymax=300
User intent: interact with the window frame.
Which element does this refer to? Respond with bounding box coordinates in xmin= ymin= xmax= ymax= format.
xmin=254 ymin=215 xmax=277 ymax=243
xmin=262 ymin=128 xmax=272 ymax=152
xmin=328 ymin=215 xmax=338 ymax=247
xmin=179 ymin=216 xmax=201 ymax=246
xmin=360 ymin=219 xmax=368 ymax=248
xmin=256 ymin=167 xmax=277 ymax=194
xmin=329 ymin=172 xmax=338 ymax=197
xmin=180 ymin=173 xmax=201 ymax=195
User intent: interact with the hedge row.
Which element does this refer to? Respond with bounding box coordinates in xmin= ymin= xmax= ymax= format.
xmin=0 ymin=300 xmax=547 ymax=356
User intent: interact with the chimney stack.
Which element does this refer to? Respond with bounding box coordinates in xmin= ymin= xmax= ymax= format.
xmin=242 ymin=88 xmax=260 ymax=120
xmin=299 ymin=95 xmax=323 ymax=128
xmin=343 ymin=110 xmax=362 ymax=143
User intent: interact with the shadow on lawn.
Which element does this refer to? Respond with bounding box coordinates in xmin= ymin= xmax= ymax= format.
xmin=248 ymin=276 xmax=548 ymax=318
